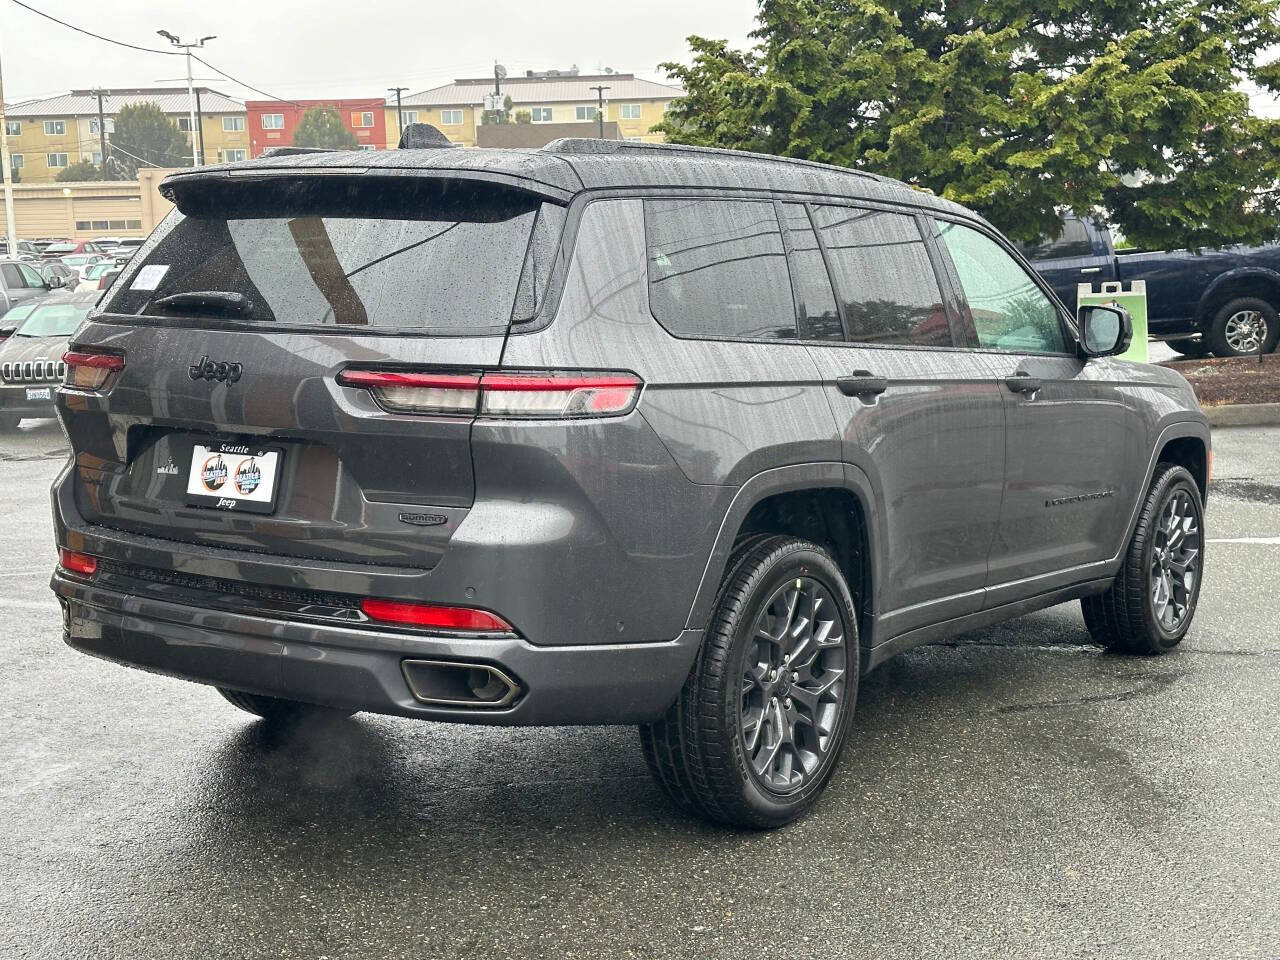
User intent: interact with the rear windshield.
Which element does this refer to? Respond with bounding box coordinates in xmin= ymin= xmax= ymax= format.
xmin=103 ymin=176 xmax=564 ymax=335
xmin=16 ymin=303 xmax=93 ymax=337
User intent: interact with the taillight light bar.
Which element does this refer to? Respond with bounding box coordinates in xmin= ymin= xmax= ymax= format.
xmin=63 ymin=350 xmax=125 ymax=390
xmin=337 ymin=369 xmax=642 ymax=419
xmin=59 ymin=548 xmax=98 ymax=577
xmin=360 ymin=598 xmax=513 ymax=633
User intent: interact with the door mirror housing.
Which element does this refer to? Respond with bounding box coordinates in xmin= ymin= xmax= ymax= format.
xmin=1077 ymin=304 xmax=1132 ymax=358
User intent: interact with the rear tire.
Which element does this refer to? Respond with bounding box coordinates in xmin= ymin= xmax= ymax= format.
xmin=217 ymin=687 xmax=355 ymax=723
xmin=1081 ymin=463 xmax=1204 ymax=655
xmin=639 ymin=535 xmax=859 ymax=828
xmin=1207 ymin=297 xmax=1279 ymax=357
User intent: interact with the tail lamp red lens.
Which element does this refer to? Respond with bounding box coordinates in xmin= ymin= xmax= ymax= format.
xmin=360 ymin=598 xmax=513 ymax=633
xmin=63 ymin=350 xmax=125 ymax=390
xmin=58 ymin=548 xmax=98 ymax=577
xmin=337 ymin=369 xmax=641 ymax=418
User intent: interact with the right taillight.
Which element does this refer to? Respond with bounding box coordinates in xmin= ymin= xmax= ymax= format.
xmin=63 ymin=350 xmax=125 ymax=390
xmin=337 ymin=369 xmax=642 ymax=419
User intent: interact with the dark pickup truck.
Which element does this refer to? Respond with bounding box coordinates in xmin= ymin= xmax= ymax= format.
xmin=1024 ymin=214 xmax=1280 ymax=357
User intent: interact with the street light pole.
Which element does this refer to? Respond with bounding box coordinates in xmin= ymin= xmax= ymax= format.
xmin=589 ymin=84 xmax=610 ymax=139
xmin=92 ymin=88 xmax=110 ymax=180
xmin=388 ymin=86 xmax=409 ymax=143
xmin=157 ymin=30 xmax=216 ymax=167
xmin=0 ymin=42 xmax=18 ymax=255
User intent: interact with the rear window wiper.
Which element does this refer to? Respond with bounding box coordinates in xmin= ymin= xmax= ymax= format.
xmin=152 ymin=291 xmax=254 ymax=318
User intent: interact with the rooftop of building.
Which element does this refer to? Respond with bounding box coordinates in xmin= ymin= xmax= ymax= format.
xmin=403 ymin=73 xmax=684 ymax=107
xmin=6 ymin=87 xmax=244 ymax=118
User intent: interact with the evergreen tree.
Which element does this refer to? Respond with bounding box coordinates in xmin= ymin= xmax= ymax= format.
xmin=292 ymin=106 xmax=359 ymax=149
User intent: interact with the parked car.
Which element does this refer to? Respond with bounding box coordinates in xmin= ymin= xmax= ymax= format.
xmin=1024 ymin=214 xmax=1280 ymax=357
xmin=31 ymin=238 xmax=72 ymax=254
xmin=41 ymin=240 xmax=109 ymax=259
xmin=0 ymin=258 xmax=60 ymax=317
xmin=58 ymin=254 xmax=109 ymax=280
xmin=0 ymin=291 xmax=98 ymax=429
xmin=37 ymin=261 xmax=78 ymax=290
xmin=0 ymin=238 xmax=42 ymax=259
xmin=0 ymin=301 xmax=38 ymax=342
xmin=50 ymin=142 xmax=1209 ymax=828
xmin=75 ymin=262 xmax=122 ymax=292
xmin=107 ymin=237 xmax=146 ymax=260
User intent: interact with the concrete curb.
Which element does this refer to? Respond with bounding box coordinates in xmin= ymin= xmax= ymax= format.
xmin=1202 ymin=403 xmax=1280 ymax=427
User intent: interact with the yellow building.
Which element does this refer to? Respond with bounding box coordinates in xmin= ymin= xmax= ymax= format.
xmin=3 ymin=87 xmax=247 ymax=185
xmin=386 ymin=72 xmax=683 ymax=148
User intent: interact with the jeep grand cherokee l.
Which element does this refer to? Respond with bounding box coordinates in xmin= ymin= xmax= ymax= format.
xmin=50 ymin=138 xmax=1210 ymax=828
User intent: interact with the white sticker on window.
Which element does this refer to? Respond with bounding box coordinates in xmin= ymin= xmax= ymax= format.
xmin=130 ymin=264 xmax=169 ymax=291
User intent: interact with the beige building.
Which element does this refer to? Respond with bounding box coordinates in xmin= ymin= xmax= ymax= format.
xmin=3 ymin=87 xmax=246 ymax=184
xmin=388 ymin=72 xmax=683 ymax=148
xmin=3 ymin=168 xmax=178 ymax=240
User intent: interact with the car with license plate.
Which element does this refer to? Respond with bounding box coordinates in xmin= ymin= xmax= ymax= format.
xmin=0 ymin=291 xmax=97 ymax=429
xmin=50 ymin=139 xmax=1210 ymax=827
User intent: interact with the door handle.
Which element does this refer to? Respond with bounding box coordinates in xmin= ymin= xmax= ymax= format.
xmin=836 ymin=371 xmax=888 ymax=398
xmin=1005 ymin=372 xmax=1041 ymax=394
xmin=1080 ymin=266 xmax=1102 ymax=275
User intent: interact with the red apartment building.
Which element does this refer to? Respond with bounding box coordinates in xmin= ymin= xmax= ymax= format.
xmin=244 ymin=99 xmax=387 ymax=156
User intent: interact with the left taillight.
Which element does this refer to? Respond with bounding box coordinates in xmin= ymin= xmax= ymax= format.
xmin=336 ymin=369 xmax=642 ymax=419
xmin=63 ymin=350 xmax=125 ymax=390
xmin=58 ymin=548 xmax=98 ymax=577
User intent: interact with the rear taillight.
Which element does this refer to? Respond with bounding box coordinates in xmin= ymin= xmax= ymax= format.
xmin=360 ymin=598 xmax=513 ymax=633
xmin=58 ymin=548 xmax=98 ymax=577
xmin=337 ymin=369 xmax=642 ymax=419
xmin=63 ymin=350 xmax=125 ymax=390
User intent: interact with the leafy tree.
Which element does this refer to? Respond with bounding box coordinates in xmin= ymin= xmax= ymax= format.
xmin=657 ymin=0 xmax=1280 ymax=248
xmin=514 ymin=110 xmax=532 ymax=124
xmin=109 ymin=101 xmax=191 ymax=176
xmin=292 ymin=106 xmax=359 ymax=149
xmin=55 ymin=160 xmax=102 ymax=182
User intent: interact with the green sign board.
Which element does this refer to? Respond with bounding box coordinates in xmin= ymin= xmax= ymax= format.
xmin=1077 ymin=280 xmax=1148 ymax=363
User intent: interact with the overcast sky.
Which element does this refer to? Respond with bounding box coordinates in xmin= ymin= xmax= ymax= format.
xmin=0 ymin=0 xmax=756 ymax=103
xmin=1 ymin=0 xmax=1274 ymax=117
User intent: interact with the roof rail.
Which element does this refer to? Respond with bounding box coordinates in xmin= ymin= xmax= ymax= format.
xmin=541 ymin=138 xmax=882 ymax=182
xmin=259 ymin=146 xmax=336 ymax=158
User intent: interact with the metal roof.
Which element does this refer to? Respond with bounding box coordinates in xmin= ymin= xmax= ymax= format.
xmin=158 ymin=140 xmax=974 ymax=224
xmin=403 ymin=73 xmax=683 ymax=107
xmin=6 ymin=87 xmax=244 ymax=118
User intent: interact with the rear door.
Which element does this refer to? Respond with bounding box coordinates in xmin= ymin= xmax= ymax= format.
xmin=60 ymin=173 xmax=563 ymax=570
xmin=797 ymin=202 xmax=1006 ymax=640
xmin=932 ymin=217 xmax=1143 ymax=603
xmin=1022 ymin=217 xmax=1110 ymax=313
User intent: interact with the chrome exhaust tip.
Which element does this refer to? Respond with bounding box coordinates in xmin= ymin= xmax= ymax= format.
xmin=401 ymin=659 xmax=522 ymax=709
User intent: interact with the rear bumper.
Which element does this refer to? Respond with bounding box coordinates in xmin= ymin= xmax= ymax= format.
xmin=0 ymin=384 xmax=57 ymax=419
xmin=51 ymin=570 xmax=700 ymax=725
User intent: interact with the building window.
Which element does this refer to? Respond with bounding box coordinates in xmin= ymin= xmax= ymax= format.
xmin=359 ymin=144 xmax=378 ymax=151
xmin=531 ymin=107 xmax=553 ymax=123
xmin=127 ymin=220 xmax=142 ymax=230
xmin=44 ymin=120 xmax=66 ymax=136
xmin=178 ymin=116 xmax=201 ymax=132
xmin=352 ymin=111 xmax=374 ymax=128
xmin=440 ymin=109 xmax=463 ymax=125
xmin=91 ymin=152 xmax=102 ymax=166
xmin=222 ymin=115 xmax=245 ymax=132
xmin=261 ymin=114 xmax=284 ymax=130
xmin=575 ymin=106 xmax=597 ymax=121
xmin=4 ymin=120 xmax=19 ymax=136
xmin=9 ymin=154 xmax=22 ymax=170
xmin=89 ymin=118 xmax=115 ymax=135
xmin=625 ymin=137 xmax=643 ymax=142
xmin=620 ymin=104 xmax=642 ymax=120
xmin=47 ymin=153 xmax=69 ymax=168
xmin=222 ymin=148 xmax=247 ymax=162
xmin=401 ymin=110 xmax=419 ymax=124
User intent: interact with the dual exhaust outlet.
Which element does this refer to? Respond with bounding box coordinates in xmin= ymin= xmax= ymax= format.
xmin=401 ymin=659 xmax=521 ymax=709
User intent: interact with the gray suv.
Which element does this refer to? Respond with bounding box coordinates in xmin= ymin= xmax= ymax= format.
xmin=51 ymin=140 xmax=1209 ymax=828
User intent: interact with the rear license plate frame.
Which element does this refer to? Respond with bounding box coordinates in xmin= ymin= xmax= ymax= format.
xmin=185 ymin=441 xmax=283 ymax=515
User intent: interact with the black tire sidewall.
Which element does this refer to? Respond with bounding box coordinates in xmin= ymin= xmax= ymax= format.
xmin=1209 ymin=297 xmax=1279 ymax=357
xmin=1139 ymin=470 xmax=1205 ymax=649
xmin=717 ymin=542 xmax=859 ymax=825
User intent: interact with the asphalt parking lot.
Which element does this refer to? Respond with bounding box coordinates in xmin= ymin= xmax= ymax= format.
xmin=1 ymin=418 xmax=1277 ymax=959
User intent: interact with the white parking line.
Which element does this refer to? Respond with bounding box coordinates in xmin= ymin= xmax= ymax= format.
xmin=1207 ymin=537 xmax=1280 ymax=545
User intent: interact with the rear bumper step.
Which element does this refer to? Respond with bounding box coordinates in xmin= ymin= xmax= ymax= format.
xmin=51 ymin=571 xmax=701 ymax=726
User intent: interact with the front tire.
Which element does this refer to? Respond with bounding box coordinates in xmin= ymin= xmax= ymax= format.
xmin=640 ymin=536 xmax=859 ymax=828
xmin=217 ymin=687 xmax=355 ymax=723
xmin=1082 ymin=463 xmax=1204 ymax=654
xmin=1207 ymin=297 xmax=1279 ymax=357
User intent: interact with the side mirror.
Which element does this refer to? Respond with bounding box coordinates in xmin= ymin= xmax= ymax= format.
xmin=45 ymin=275 xmax=63 ymax=289
xmin=1077 ymin=304 xmax=1132 ymax=358
xmin=0 ymin=325 xmax=16 ymax=340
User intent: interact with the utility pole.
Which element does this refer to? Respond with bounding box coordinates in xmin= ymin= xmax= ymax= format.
xmin=92 ymin=88 xmax=109 ymax=180
xmin=195 ymin=87 xmax=206 ymax=165
xmin=0 ymin=42 xmax=17 ymax=255
xmin=157 ymin=30 xmax=216 ymax=166
xmin=388 ymin=86 xmax=409 ymax=142
xmin=589 ymin=84 xmax=610 ymax=138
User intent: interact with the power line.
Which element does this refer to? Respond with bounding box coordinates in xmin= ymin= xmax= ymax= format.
xmin=190 ymin=53 xmax=300 ymax=106
xmin=5 ymin=0 xmax=180 ymax=56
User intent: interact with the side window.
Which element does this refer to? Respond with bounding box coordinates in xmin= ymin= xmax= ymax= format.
xmin=938 ymin=220 xmax=1066 ymax=353
xmin=778 ymin=203 xmax=842 ymax=341
xmin=0 ymin=263 xmax=22 ymax=288
xmin=1019 ymin=219 xmax=1092 ymax=260
xmin=16 ymin=263 xmax=45 ymax=287
xmin=811 ymin=205 xmax=951 ymax=347
xmin=645 ymin=199 xmax=797 ymax=340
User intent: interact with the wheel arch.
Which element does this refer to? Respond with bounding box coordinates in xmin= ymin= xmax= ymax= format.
xmin=1195 ymin=268 xmax=1280 ymax=327
xmin=685 ymin=463 xmax=883 ymax=671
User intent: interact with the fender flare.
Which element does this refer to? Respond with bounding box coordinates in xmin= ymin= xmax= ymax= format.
xmin=1196 ymin=266 xmax=1280 ymax=325
xmin=683 ymin=461 xmax=886 ymax=650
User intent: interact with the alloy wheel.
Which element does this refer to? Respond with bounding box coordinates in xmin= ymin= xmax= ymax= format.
xmin=1224 ymin=310 xmax=1267 ymax=354
xmin=739 ymin=576 xmax=848 ymax=793
xmin=1149 ymin=489 xmax=1200 ymax=633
